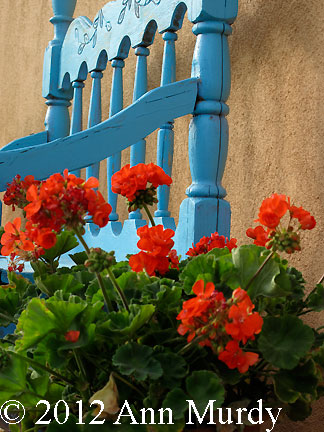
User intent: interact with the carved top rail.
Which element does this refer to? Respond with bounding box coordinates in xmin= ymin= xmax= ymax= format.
xmin=57 ymin=0 xmax=238 ymax=87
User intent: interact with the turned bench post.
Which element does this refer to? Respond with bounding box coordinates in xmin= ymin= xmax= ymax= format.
xmin=174 ymin=0 xmax=238 ymax=256
xmin=43 ymin=0 xmax=77 ymax=142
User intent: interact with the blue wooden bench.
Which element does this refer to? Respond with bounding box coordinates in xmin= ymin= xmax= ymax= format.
xmin=0 ymin=0 xmax=238 ymax=261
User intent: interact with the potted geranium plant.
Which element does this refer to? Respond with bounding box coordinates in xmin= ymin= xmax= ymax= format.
xmin=0 ymin=165 xmax=323 ymax=432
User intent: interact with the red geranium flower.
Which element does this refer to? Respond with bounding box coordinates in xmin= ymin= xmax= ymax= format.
xmin=225 ymin=288 xmax=263 ymax=344
xmin=289 ymin=205 xmax=316 ymax=230
xmin=64 ymin=330 xmax=80 ymax=343
xmin=24 ymin=170 xmax=111 ymax=236
xmin=247 ymin=195 xmax=316 ymax=254
xmin=4 ymin=175 xmax=40 ymax=211
xmin=187 ymin=232 xmax=237 ymax=257
xmin=218 ymin=340 xmax=259 ymax=373
xmin=246 ymin=226 xmax=270 ymax=247
xmin=129 ymin=225 xmax=178 ymax=276
xmin=177 ymin=280 xmax=227 ymax=347
xmin=111 ymin=163 xmax=172 ymax=211
xmin=256 ymin=194 xmax=289 ymax=229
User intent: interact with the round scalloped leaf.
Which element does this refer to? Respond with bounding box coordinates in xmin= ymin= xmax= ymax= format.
xmin=258 ymin=316 xmax=314 ymax=370
xmin=112 ymin=343 xmax=162 ymax=380
xmin=155 ymin=353 xmax=187 ymax=387
xmin=273 ymin=359 xmax=318 ymax=403
xmin=186 ymin=370 xmax=225 ymax=413
xmin=162 ymin=388 xmax=188 ymax=420
xmin=232 ymin=245 xmax=292 ymax=299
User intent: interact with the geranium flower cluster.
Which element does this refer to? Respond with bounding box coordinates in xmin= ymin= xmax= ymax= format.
xmin=177 ymin=281 xmax=263 ymax=373
xmin=1 ymin=170 xmax=112 ymax=271
xmin=246 ymin=194 xmax=316 ymax=253
xmin=129 ymin=225 xmax=179 ymax=276
xmin=3 ymin=174 xmax=40 ymax=211
xmin=186 ymin=232 xmax=237 ymax=257
xmin=111 ymin=163 xmax=172 ymax=212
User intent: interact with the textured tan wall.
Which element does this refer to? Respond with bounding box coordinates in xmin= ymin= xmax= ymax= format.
xmin=0 ymin=1 xmax=324 ymax=430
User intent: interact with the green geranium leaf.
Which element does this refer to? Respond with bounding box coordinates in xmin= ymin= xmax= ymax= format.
xmin=156 ymin=284 xmax=183 ymax=312
xmin=162 ymin=388 xmax=188 ymax=420
xmin=312 ymin=344 xmax=324 ymax=367
xmin=307 ymin=284 xmax=324 ymax=311
xmin=99 ymin=305 xmax=155 ymax=342
xmin=35 ymin=273 xmax=84 ymax=298
xmin=186 ymin=370 xmax=225 ymax=413
xmin=286 ymin=398 xmax=312 ymax=421
xmin=258 ymin=316 xmax=314 ymax=369
xmin=34 ymin=334 xmax=69 ymax=369
xmin=155 ymin=353 xmax=187 ymax=388
xmin=16 ymin=297 xmax=88 ymax=351
xmin=7 ymin=272 xmax=31 ymax=295
xmin=180 ymin=254 xmax=218 ymax=294
xmin=273 ymin=359 xmax=318 ymax=403
xmin=46 ymin=296 xmax=88 ymax=329
xmin=69 ymin=251 xmax=88 ymax=265
xmin=117 ymin=271 xmax=143 ymax=303
xmin=112 ymin=343 xmax=162 ymax=380
xmin=42 ymin=231 xmax=78 ymax=263
xmin=30 ymin=372 xmax=50 ymax=397
xmin=0 ymin=354 xmax=27 ymax=403
xmin=16 ymin=298 xmax=57 ymax=351
xmin=232 ymin=245 xmax=292 ymax=299
xmin=0 ymin=285 xmax=20 ymax=326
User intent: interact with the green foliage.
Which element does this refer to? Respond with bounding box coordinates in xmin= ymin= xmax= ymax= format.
xmin=307 ymin=284 xmax=324 ymax=311
xmin=185 ymin=370 xmax=225 ymax=412
xmin=273 ymin=359 xmax=318 ymax=403
xmin=232 ymin=246 xmax=292 ymax=299
xmin=258 ymin=315 xmax=314 ymax=369
xmin=98 ymin=304 xmax=155 ymax=343
xmin=112 ymin=343 xmax=163 ymax=380
xmin=0 ymin=228 xmax=323 ymax=429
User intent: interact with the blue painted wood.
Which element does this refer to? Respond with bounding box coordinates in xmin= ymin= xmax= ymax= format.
xmin=129 ymin=45 xmax=150 ymax=221
xmin=70 ymin=80 xmax=85 ymax=177
xmin=107 ymin=58 xmax=125 ymax=221
xmin=0 ymin=79 xmax=198 ymax=191
xmin=43 ymin=0 xmax=76 ymax=142
xmin=174 ymin=19 xmax=234 ymax=257
xmin=154 ymin=31 xmax=177 ymax=230
xmin=58 ymin=0 xmax=238 ymax=86
xmin=86 ymin=70 xmax=103 ymax=180
xmin=1 ymin=131 xmax=48 ymax=152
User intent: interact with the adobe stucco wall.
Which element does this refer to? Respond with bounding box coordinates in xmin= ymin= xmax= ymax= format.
xmin=0 ymin=1 xmax=323 ymax=430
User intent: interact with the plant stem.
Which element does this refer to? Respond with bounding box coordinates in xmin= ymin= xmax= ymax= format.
xmin=177 ymin=334 xmax=208 ymax=355
xmin=317 ymin=273 xmax=324 ymax=285
xmin=74 ymin=350 xmax=87 ymax=382
xmin=245 ymin=251 xmax=274 ymax=291
xmin=143 ymin=203 xmax=155 ymax=227
xmin=107 ymin=267 xmax=130 ymax=312
xmin=9 ymin=351 xmax=75 ymax=386
xmin=0 ymin=311 xmax=16 ymax=324
xmin=75 ymin=231 xmax=113 ymax=312
xmin=95 ymin=271 xmax=114 ymax=312
xmin=113 ymin=372 xmax=145 ymax=397
xmin=298 ymin=309 xmax=313 ymax=316
xmin=73 ymin=349 xmax=90 ymax=399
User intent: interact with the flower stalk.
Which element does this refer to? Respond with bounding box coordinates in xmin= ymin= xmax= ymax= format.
xmin=75 ymin=231 xmax=114 ymax=312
